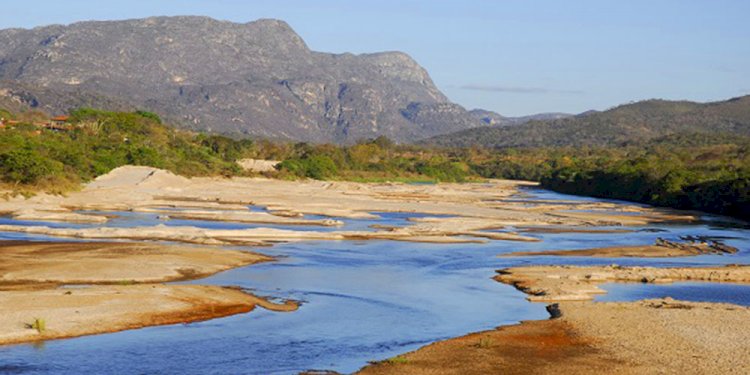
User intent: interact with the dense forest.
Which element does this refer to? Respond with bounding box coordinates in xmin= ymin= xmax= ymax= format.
xmin=476 ymin=136 xmax=750 ymax=221
xmin=1 ymin=107 xmax=748 ymax=221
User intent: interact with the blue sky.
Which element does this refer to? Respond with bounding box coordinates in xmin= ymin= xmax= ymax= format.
xmin=3 ymin=0 xmax=749 ymax=116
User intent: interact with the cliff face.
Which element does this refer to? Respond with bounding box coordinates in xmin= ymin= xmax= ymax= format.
xmin=0 ymin=16 xmax=483 ymax=142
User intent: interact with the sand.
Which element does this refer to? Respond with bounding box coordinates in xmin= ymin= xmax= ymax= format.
xmin=0 ymin=240 xmax=296 ymax=346
xmin=360 ymin=264 xmax=750 ymax=374
xmin=0 ymin=165 xmax=741 ymax=366
xmin=133 ymin=208 xmax=344 ymax=226
xmin=516 ymin=226 xmax=633 ymax=234
xmin=0 ymin=166 xmax=698 ymax=245
xmin=358 ymin=298 xmax=750 ymax=375
xmin=495 ymin=264 xmax=750 ymax=301
xmin=0 ymin=240 xmax=270 ymax=285
xmin=0 ymin=284 xmax=296 ymax=346
xmin=502 ymin=239 xmax=738 ymax=258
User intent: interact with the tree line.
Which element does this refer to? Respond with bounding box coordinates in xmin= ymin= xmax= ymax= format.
xmin=1 ymin=108 xmax=747 ymax=221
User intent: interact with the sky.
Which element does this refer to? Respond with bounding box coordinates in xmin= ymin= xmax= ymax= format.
xmin=2 ymin=0 xmax=749 ymax=116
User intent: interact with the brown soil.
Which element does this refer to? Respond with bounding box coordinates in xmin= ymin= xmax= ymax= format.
xmin=358 ymin=318 xmax=616 ymax=375
xmin=359 ymin=298 xmax=750 ymax=374
xmin=361 ymin=263 xmax=750 ymax=375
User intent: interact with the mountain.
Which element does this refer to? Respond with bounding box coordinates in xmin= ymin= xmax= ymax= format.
xmin=468 ymin=109 xmax=572 ymax=127
xmin=0 ymin=16 xmax=485 ymax=143
xmin=425 ymin=96 xmax=750 ymax=148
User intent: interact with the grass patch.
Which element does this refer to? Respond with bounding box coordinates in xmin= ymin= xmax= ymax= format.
xmin=25 ymin=318 xmax=46 ymax=333
xmin=369 ymin=355 xmax=410 ymax=366
xmin=474 ymin=337 xmax=493 ymax=348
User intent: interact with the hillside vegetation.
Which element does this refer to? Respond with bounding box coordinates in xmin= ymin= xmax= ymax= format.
xmin=1 ymin=107 xmax=748 ymax=221
xmin=473 ymin=136 xmax=750 ymax=220
xmin=426 ymin=96 xmax=750 ymax=148
xmin=0 ymin=109 xmax=254 ymax=192
xmin=0 ymin=108 xmax=479 ymax=192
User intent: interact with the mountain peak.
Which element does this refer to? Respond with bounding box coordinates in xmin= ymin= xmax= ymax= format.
xmin=0 ymin=16 xmax=483 ymax=142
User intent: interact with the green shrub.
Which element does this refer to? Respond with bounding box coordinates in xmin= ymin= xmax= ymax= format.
xmin=0 ymin=147 xmax=63 ymax=184
xmin=27 ymin=318 xmax=46 ymax=333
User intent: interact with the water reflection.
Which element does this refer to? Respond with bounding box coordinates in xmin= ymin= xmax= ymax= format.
xmin=0 ymin=189 xmax=747 ymax=374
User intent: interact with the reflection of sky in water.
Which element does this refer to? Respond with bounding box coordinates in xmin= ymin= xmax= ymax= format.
xmin=1 ymin=208 xmax=456 ymax=235
xmin=598 ymin=282 xmax=750 ymax=306
xmin=0 ymin=189 xmax=748 ymax=374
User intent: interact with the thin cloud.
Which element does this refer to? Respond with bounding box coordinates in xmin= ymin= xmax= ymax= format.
xmin=458 ymin=84 xmax=584 ymax=95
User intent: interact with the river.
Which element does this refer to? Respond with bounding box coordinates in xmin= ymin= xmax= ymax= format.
xmin=1 ymin=189 xmax=748 ymax=374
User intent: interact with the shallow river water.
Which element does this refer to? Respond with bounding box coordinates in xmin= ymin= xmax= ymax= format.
xmin=0 ymin=189 xmax=749 ymax=374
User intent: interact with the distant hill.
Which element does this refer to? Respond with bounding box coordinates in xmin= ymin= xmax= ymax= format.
xmin=468 ymin=109 xmax=572 ymax=127
xmin=0 ymin=16 xmax=485 ymax=143
xmin=425 ymin=96 xmax=750 ymax=148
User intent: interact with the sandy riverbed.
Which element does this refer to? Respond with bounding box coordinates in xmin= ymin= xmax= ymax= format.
xmin=358 ymin=298 xmax=750 ymax=375
xmin=0 ymin=241 xmax=296 ymax=346
xmin=0 ymin=165 xmax=741 ymax=368
xmin=0 ymin=284 xmax=296 ymax=346
xmin=495 ymin=264 xmax=750 ymax=301
xmin=360 ymin=264 xmax=750 ymax=374
xmin=0 ymin=166 xmax=697 ymax=245
xmin=0 ymin=240 xmax=270 ymax=285
xmin=501 ymin=239 xmax=738 ymax=258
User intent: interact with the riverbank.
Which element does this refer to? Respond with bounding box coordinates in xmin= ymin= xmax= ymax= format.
xmin=501 ymin=238 xmax=739 ymax=258
xmin=0 ymin=241 xmax=270 ymax=285
xmin=0 ymin=284 xmax=296 ymax=346
xmin=495 ymin=264 xmax=750 ymax=301
xmin=358 ymin=298 xmax=750 ymax=374
xmin=0 ymin=241 xmax=296 ymax=346
xmin=360 ymin=265 xmax=750 ymax=374
xmin=0 ymin=166 xmax=698 ymax=246
xmin=0 ymin=166 xmax=697 ymax=348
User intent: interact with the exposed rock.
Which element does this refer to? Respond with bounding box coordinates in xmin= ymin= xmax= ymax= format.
xmin=237 ymin=158 xmax=280 ymax=173
xmin=0 ymin=16 xmax=485 ymax=142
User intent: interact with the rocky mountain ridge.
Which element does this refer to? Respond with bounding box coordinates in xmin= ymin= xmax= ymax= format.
xmin=468 ymin=109 xmax=573 ymax=127
xmin=426 ymin=96 xmax=750 ymax=148
xmin=0 ymin=16 xmax=485 ymax=142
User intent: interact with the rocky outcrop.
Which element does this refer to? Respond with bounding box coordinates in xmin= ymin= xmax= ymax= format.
xmin=0 ymin=16 xmax=485 ymax=142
